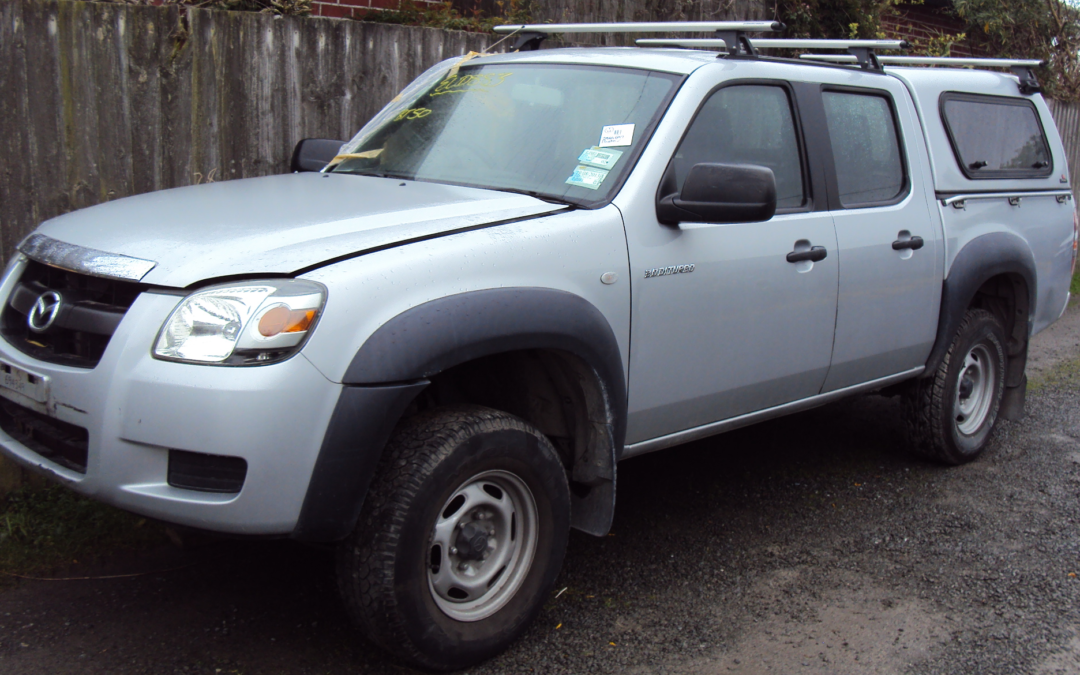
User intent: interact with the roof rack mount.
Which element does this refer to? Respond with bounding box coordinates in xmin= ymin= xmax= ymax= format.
xmin=493 ymin=21 xmax=784 ymax=54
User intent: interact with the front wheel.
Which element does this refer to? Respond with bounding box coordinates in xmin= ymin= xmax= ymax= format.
xmin=337 ymin=405 xmax=570 ymax=671
xmin=902 ymin=308 xmax=1007 ymax=464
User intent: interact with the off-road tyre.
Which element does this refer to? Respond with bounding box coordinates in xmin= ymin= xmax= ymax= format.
xmin=902 ymin=308 xmax=1007 ymax=465
xmin=336 ymin=405 xmax=570 ymax=671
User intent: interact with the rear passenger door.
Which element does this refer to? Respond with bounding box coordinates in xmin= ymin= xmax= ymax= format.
xmin=814 ymin=82 xmax=943 ymax=392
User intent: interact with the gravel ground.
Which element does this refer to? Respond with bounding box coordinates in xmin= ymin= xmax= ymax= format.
xmin=0 ymin=307 xmax=1078 ymax=674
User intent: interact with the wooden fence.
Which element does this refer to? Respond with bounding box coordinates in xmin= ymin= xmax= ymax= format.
xmin=1048 ymin=99 xmax=1080 ymax=200
xmin=0 ymin=0 xmax=496 ymax=265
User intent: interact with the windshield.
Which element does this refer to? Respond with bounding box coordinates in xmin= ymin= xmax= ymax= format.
xmin=331 ymin=63 xmax=681 ymax=205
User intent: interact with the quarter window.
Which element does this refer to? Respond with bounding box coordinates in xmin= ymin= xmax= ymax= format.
xmin=672 ymin=85 xmax=806 ymax=209
xmin=822 ymin=91 xmax=906 ymax=207
xmin=941 ymin=94 xmax=1052 ymax=178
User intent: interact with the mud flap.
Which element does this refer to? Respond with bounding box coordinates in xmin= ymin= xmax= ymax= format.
xmin=1000 ymin=374 xmax=1027 ymax=422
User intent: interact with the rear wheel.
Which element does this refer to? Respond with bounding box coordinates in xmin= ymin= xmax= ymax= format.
xmin=902 ymin=308 xmax=1007 ymax=464
xmin=337 ymin=405 xmax=570 ymax=671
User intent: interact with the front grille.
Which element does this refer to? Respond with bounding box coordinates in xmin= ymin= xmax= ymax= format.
xmin=168 ymin=450 xmax=248 ymax=494
xmin=0 ymin=399 xmax=88 ymax=473
xmin=1 ymin=260 xmax=142 ymax=368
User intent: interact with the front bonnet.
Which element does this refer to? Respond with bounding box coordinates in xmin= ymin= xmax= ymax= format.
xmin=26 ymin=172 xmax=563 ymax=287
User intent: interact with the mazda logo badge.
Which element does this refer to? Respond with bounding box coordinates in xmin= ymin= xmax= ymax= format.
xmin=27 ymin=291 xmax=63 ymax=333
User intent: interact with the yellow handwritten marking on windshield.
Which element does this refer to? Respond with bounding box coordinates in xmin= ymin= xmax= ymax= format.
xmin=431 ymin=72 xmax=513 ymax=97
xmin=392 ymin=107 xmax=433 ymax=122
xmin=447 ymin=51 xmax=483 ymax=79
xmin=327 ymin=149 xmax=384 ymax=166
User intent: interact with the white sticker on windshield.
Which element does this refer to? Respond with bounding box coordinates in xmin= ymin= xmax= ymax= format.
xmin=565 ymin=165 xmax=609 ymax=190
xmin=598 ymin=124 xmax=635 ymax=147
xmin=578 ymin=147 xmax=623 ymax=170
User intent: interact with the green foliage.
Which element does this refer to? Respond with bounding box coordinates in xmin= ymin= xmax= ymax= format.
xmin=360 ymin=0 xmax=532 ymax=33
xmin=0 ymin=485 xmax=166 ymax=580
xmin=776 ymin=0 xmax=1080 ymax=102
xmin=779 ymin=0 xmax=902 ymax=40
xmin=953 ymin=0 xmax=1080 ymax=101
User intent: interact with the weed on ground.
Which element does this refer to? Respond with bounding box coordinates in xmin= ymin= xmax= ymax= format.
xmin=0 ymin=485 xmax=166 ymax=583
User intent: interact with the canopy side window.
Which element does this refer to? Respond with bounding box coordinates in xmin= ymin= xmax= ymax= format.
xmin=940 ymin=93 xmax=1053 ymax=180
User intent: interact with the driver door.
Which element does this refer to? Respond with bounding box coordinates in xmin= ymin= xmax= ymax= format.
xmin=623 ymin=81 xmax=839 ymax=446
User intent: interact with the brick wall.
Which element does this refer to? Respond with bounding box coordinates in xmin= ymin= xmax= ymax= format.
xmin=311 ymin=0 xmax=441 ymax=21
xmin=882 ymin=3 xmax=988 ymax=57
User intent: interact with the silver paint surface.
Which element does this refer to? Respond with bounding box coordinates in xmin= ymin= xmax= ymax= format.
xmin=33 ymin=174 xmax=561 ymax=288
xmin=813 ymin=66 xmax=943 ymax=393
xmin=890 ymin=67 xmax=1074 ymax=332
xmin=614 ymin=60 xmax=841 ymax=444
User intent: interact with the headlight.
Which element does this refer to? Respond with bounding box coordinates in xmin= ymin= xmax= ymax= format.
xmin=153 ymin=280 xmax=326 ymax=365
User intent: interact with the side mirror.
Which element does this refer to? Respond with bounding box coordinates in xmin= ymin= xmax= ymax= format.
xmin=656 ymin=163 xmax=777 ymax=225
xmin=290 ymin=138 xmax=347 ymax=173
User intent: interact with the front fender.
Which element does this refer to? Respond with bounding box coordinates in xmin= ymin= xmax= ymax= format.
xmin=345 ymin=287 xmax=626 ymax=416
xmin=299 ymin=287 xmax=627 ymax=541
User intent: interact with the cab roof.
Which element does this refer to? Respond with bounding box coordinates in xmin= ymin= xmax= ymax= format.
xmin=466 ymin=47 xmax=721 ymax=76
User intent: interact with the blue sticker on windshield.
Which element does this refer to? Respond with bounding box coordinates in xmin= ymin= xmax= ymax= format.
xmin=565 ymin=165 xmax=609 ymax=190
xmin=577 ymin=147 xmax=623 ymax=170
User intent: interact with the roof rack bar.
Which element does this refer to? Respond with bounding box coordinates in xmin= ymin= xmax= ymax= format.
xmin=757 ymin=39 xmax=908 ymax=50
xmin=798 ymin=55 xmax=1044 ymax=67
xmin=636 ymin=38 xmax=730 ymax=49
xmin=798 ymin=54 xmax=1046 ymax=92
xmin=493 ymin=21 xmax=784 ymax=35
xmin=636 ymin=38 xmax=908 ymax=50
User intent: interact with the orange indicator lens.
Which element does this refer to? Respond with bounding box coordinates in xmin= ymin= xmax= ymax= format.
xmin=258 ymin=306 xmax=316 ymax=337
xmin=285 ymin=309 xmax=316 ymax=333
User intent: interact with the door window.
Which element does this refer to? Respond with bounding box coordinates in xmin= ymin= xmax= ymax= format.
xmin=672 ymin=85 xmax=806 ymax=210
xmin=822 ymin=91 xmax=906 ymax=207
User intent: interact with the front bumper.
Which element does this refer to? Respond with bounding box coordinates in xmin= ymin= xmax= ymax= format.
xmin=0 ymin=264 xmax=345 ymax=536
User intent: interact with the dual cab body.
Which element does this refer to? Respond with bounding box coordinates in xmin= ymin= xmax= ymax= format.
xmin=0 ymin=44 xmax=1074 ymax=669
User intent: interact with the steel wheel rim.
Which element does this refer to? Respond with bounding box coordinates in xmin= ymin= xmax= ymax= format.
xmin=955 ymin=342 xmax=996 ymax=436
xmin=427 ymin=469 xmax=539 ymax=622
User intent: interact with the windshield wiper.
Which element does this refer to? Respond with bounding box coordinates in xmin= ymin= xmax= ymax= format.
xmin=495 ymin=187 xmax=581 ymax=208
xmin=334 ymin=168 xmax=415 ymax=181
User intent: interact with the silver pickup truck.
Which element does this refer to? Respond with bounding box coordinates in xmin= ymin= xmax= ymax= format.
xmin=0 ymin=22 xmax=1075 ymax=670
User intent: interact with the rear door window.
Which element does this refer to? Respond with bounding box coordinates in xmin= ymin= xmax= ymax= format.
xmin=822 ymin=90 xmax=907 ymax=207
xmin=941 ymin=93 xmax=1052 ymax=179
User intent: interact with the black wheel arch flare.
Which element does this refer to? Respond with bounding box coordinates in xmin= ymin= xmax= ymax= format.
xmin=293 ymin=287 xmax=627 ymax=542
xmin=925 ymin=232 xmax=1037 ymax=396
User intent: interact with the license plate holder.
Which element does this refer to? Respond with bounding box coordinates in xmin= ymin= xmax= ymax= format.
xmin=0 ymin=360 xmax=50 ymax=406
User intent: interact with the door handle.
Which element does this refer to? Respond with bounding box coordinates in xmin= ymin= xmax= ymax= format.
xmin=892 ymin=235 xmax=924 ymax=251
xmin=786 ymin=246 xmax=827 ymax=263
